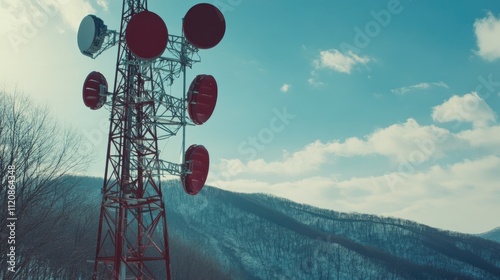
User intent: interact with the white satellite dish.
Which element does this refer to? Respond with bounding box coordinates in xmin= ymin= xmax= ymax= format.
xmin=78 ymin=15 xmax=107 ymax=57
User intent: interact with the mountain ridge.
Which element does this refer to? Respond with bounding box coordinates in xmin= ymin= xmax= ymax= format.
xmin=72 ymin=176 xmax=500 ymax=279
xmin=162 ymin=182 xmax=500 ymax=279
xmin=479 ymin=227 xmax=500 ymax=243
xmin=224 ymin=192 xmax=484 ymax=279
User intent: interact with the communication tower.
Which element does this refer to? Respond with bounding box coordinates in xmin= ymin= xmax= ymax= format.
xmin=77 ymin=1 xmax=225 ymax=279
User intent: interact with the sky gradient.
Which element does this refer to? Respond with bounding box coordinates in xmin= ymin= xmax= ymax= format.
xmin=1 ymin=0 xmax=500 ymax=234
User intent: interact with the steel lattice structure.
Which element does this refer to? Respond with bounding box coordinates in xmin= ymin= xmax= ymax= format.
xmin=77 ymin=0 xmax=225 ymax=279
xmin=91 ymin=1 xmax=171 ymax=278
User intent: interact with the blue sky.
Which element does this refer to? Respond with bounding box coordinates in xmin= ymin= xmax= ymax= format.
xmin=1 ymin=0 xmax=500 ymax=233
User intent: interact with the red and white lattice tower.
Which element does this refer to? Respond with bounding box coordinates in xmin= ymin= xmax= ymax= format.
xmin=77 ymin=1 xmax=225 ymax=279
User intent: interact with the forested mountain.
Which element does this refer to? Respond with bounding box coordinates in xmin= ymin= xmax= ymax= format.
xmin=0 ymin=176 xmax=232 ymax=280
xmin=479 ymin=227 xmax=500 ymax=243
xmin=164 ymin=181 xmax=500 ymax=280
xmin=2 ymin=176 xmax=499 ymax=279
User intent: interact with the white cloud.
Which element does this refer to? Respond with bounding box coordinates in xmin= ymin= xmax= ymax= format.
xmin=391 ymin=81 xmax=449 ymax=95
xmin=215 ymin=119 xmax=500 ymax=185
xmin=216 ymin=118 xmax=454 ymax=178
xmin=432 ymin=92 xmax=496 ymax=128
xmin=210 ymin=176 xmax=337 ymax=199
xmin=474 ymin=12 xmax=500 ymax=61
xmin=307 ymin=70 xmax=325 ymax=88
xmin=96 ymin=0 xmax=109 ymax=11
xmin=215 ymin=93 xmax=499 ymax=178
xmin=307 ymin=78 xmax=325 ymax=88
xmin=58 ymin=0 xmax=96 ymax=32
xmin=217 ymin=140 xmax=332 ymax=176
xmin=359 ymin=119 xmax=452 ymax=161
xmin=0 ymin=0 xmax=98 ymax=36
xmin=366 ymin=155 xmax=500 ymax=233
xmin=211 ymin=156 xmax=500 ymax=233
xmin=456 ymin=126 xmax=500 ymax=151
xmin=336 ymin=118 xmax=437 ymax=159
xmin=280 ymin=83 xmax=291 ymax=93
xmin=313 ymin=49 xmax=371 ymax=74
xmin=210 ymin=93 xmax=500 ymax=232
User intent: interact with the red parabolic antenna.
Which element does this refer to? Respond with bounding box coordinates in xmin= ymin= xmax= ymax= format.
xmin=83 ymin=71 xmax=107 ymax=110
xmin=126 ymin=10 xmax=168 ymax=60
xmin=187 ymin=74 xmax=218 ymax=125
xmin=183 ymin=3 xmax=226 ymax=49
xmin=182 ymin=145 xmax=209 ymax=195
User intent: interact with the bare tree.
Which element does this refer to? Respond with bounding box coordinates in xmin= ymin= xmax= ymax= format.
xmin=0 ymin=90 xmax=93 ymax=279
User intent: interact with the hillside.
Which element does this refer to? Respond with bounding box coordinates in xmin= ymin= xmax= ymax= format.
xmin=479 ymin=227 xmax=500 ymax=243
xmin=19 ymin=176 xmax=498 ymax=279
xmin=163 ymin=180 xmax=500 ymax=280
